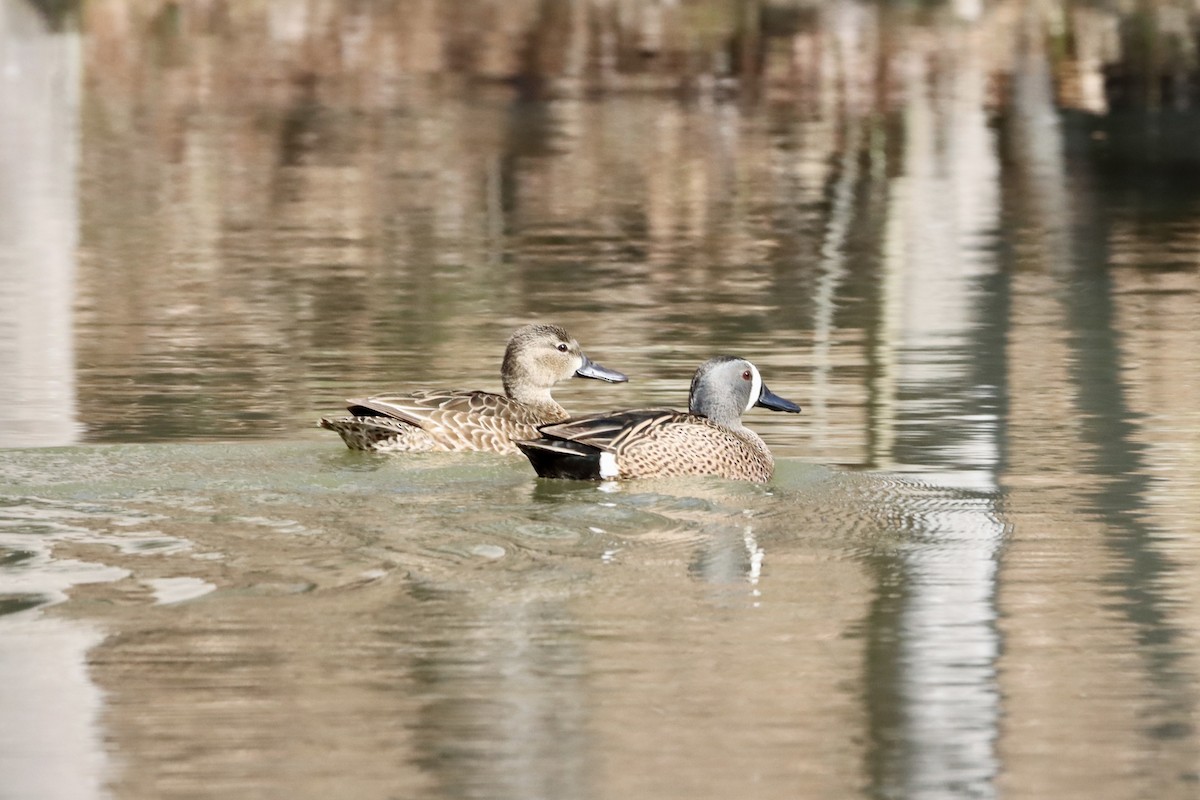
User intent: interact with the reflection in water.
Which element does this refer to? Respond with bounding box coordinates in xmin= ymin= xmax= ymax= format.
xmin=409 ymin=584 xmax=592 ymax=800
xmin=1 ymin=1 xmax=1200 ymax=799
xmin=0 ymin=6 xmax=108 ymax=800
xmin=865 ymin=13 xmax=1010 ymax=799
xmin=0 ymin=0 xmax=79 ymax=447
xmin=998 ymin=7 xmax=1200 ymax=796
xmin=0 ymin=615 xmax=106 ymax=800
xmin=0 ymin=496 xmax=129 ymax=800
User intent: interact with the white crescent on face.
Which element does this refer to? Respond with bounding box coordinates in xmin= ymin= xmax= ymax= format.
xmin=744 ymin=363 xmax=762 ymax=413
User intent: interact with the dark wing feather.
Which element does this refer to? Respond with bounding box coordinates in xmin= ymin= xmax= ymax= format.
xmin=535 ymin=408 xmax=688 ymax=451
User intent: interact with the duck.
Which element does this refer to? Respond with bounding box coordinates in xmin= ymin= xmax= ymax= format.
xmin=319 ymin=323 xmax=628 ymax=453
xmin=515 ymin=356 xmax=801 ymax=482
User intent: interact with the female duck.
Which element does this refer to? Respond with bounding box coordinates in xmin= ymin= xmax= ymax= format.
xmin=516 ymin=356 xmax=801 ymax=482
xmin=320 ymin=324 xmax=627 ymax=453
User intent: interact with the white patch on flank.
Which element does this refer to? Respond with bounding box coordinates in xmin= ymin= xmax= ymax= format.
xmin=745 ymin=364 xmax=763 ymax=412
xmin=599 ymin=452 xmax=620 ymax=479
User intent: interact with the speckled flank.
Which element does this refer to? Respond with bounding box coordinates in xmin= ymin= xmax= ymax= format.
xmin=317 ymin=324 xmax=626 ymax=454
xmin=318 ymin=391 xmax=565 ymax=454
xmin=521 ymin=409 xmax=775 ymax=482
xmin=616 ymin=415 xmax=774 ymax=481
xmin=515 ymin=356 xmax=801 ymax=482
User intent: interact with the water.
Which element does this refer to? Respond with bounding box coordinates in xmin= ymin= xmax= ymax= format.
xmin=3 ymin=1 xmax=1200 ymax=798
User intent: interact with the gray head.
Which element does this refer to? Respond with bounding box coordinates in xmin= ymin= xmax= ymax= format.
xmin=501 ymin=324 xmax=628 ymax=406
xmin=688 ymin=356 xmax=802 ymax=427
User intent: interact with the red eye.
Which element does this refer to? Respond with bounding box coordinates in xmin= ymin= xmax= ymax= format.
xmin=742 ymin=370 xmax=752 ymax=381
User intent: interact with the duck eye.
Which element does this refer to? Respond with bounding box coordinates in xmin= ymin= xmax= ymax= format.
xmin=742 ymin=370 xmax=752 ymax=381
xmin=556 ymin=343 xmax=569 ymax=353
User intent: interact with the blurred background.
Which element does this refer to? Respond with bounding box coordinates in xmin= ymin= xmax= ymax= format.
xmin=3 ymin=2 xmax=1200 ymax=799
xmin=2 ymin=0 xmax=1196 ymax=466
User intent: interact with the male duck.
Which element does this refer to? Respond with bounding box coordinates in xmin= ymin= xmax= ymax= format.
xmin=319 ymin=323 xmax=628 ymax=453
xmin=516 ymin=356 xmax=801 ymax=482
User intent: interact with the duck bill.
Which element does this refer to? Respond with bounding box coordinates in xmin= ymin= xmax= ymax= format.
xmin=755 ymin=383 xmax=802 ymax=413
xmin=575 ymin=354 xmax=628 ymax=383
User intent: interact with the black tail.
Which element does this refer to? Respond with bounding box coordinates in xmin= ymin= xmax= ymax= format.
xmin=516 ymin=439 xmax=604 ymax=480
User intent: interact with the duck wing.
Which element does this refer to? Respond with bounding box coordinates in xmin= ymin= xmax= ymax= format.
xmin=533 ymin=408 xmax=689 ymax=451
xmin=347 ymin=390 xmax=536 ymax=423
xmin=344 ymin=390 xmax=552 ymax=452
